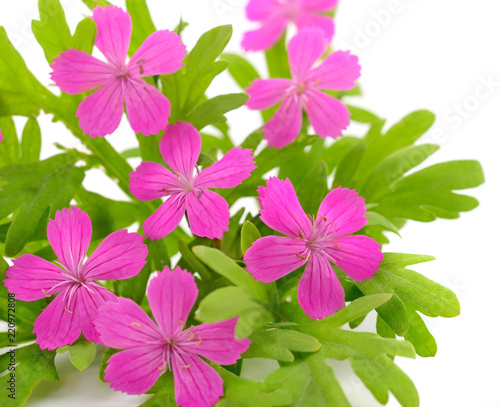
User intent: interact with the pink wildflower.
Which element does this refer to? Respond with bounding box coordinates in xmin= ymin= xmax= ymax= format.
xmin=50 ymin=6 xmax=186 ymax=138
xmin=242 ymin=0 xmax=338 ymax=51
xmin=129 ymin=121 xmax=256 ymax=240
xmin=95 ymin=267 xmax=250 ymax=406
xmin=246 ymin=28 xmax=361 ymax=149
xmin=244 ymin=177 xmax=383 ymax=319
xmin=4 ymin=207 xmax=148 ymax=350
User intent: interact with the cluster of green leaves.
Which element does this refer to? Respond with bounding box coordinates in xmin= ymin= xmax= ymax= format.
xmin=0 ymin=0 xmax=484 ymax=406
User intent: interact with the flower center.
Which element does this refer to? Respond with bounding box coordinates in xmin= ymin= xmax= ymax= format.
xmin=296 ymin=215 xmax=338 ymax=260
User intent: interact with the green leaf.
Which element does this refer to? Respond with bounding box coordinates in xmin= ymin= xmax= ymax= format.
xmin=69 ymin=17 xmax=97 ymax=54
xmin=345 ymin=104 xmax=380 ymax=123
xmin=222 ymin=53 xmax=260 ymax=89
xmin=188 ymin=93 xmax=249 ymax=130
xmin=265 ymin=35 xmax=290 ymax=79
xmin=20 ymin=118 xmax=42 ymax=163
xmin=241 ymin=221 xmax=261 ymax=255
xmin=0 ymin=153 xmax=85 ymax=256
xmin=0 ymin=117 xmax=19 ymax=166
xmin=59 ymin=338 xmax=97 ymax=371
xmin=404 ymin=303 xmax=437 ymax=358
xmin=365 ymin=211 xmax=401 ymax=237
xmin=126 ymin=0 xmax=156 ymax=54
xmin=178 ymin=239 xmax=211 ymax=280
xmin=82 ymin=0 xmax=111 ymax=9
xmin=296 ymin=161 xmax=328 ymax=215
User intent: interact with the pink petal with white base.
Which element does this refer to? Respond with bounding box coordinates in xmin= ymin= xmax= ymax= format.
xmin=246 ymin=78 xmax=292 ymax=110
xmin=50 ymin=49 xmax=113 ymax=94
xmin=128 ymin=30 xmax=186 ymax=77
xmin=83 ymin=229 xmax=147 ymax=281
xmin=5 ymin=255 xmax=66 ymax=301
xmin=47 ymin=207 xmax=91 ymax=274
xmin=191 ymin=318 xmax=251 ymax=365
xmin=303 ymin=89 xmax=350 ymax=139
xmin=241 ymin=17 xmax=287 ymax=51
xmin=143 ymin=196 xmax=186 ymax=240
xmin=317 ymin=187 xmax=368 ymax=236
xmin=76 ymin=79 xmax=125 ymax=138
xmin=326 ymin=235 xmax=382 ymax=281
xmin=295 ymin=14 xmax=335 ymax=43
xmin=160 ymin=122 xmax=201 ymax=176
xmin=124 ymin=79 xmax=171 ymax=136
xmin=185 ymin=190 xmax=229 ymax=239
xmin=244 ymin=236 xmax=307 ymax=283
xmin=309 ymin=51 xmax=361 ymax=91
xmin=196 ymin=147 xmax=256 ymax=189
xmin=104 ymin=346 xmax=166 ymax=395
xmin=298 ymin=253 xmax=345 ymax=319
xmin=257 ymin=177 xmax=310 ymax=238
xmin=288 ymin=29 xmax=328 ymax=79
xmin=92 ymin=6 xmax=131 ymax=67
xmin=173 ymin=354 xmax=224 ymax=407
xmin=129 ymin=161 xmax=180 ymax=201
xmin=147 ymin=267 xmax=198 ymax=336
xmin=263 ymin=96 xmax=303 ymax=148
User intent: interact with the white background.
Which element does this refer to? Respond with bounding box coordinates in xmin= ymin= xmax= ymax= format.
xmin=1 ymin=0 xmax=499 ymax=406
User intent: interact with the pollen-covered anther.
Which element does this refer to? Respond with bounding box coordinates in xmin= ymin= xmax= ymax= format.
xmin=42 ymin=288 xmax=51 ymax=297
xmin=181 ymin=364 xmax=191 ymax=369
xmin=298 ymin=229 xmax=304 ymax=239
xmin=64 ymin=306 xmax=73 ymax=314
xmin=158 ymin=360 xmax=168 ymax=371
xmin=131 ymin=322 xmax=143 ymax=328
xmin=320 ymin=216 xmax=327 ymax=221
xmin=296 ymin=253 xmax=307 ymax=260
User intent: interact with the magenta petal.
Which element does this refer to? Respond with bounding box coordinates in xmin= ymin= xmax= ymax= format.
xmin=263 ymin=96 xmax=303 ymax=148
xmin=288 ymin=28 xmax=328 ymax=78
xmin=173 ymin=354 xmax=224 ymax=407
xmin=92 ymin=6 xmax=131 ymax=67
xmin=185 ymin=190 xmax=229 ymax=240
xmin=298 ymin=254 xmax=344 ymax=319
xmin=160 ymin=122 xmax=201 ymax=176
xmin=309 ymin=50 xmax=361 ymax=91
xmin=76 ymin=79 xmax=125 ymax=138
xmin=124 ymin=79 xmax=171 ymax=136
xmin=303 ymin=90 xmax=350 ymax=139
xmin=50 ymin=49 xmax=113 ymax=94
xmin=326 ymin=235 xmax=383 ymax=281
xmin=317 ymin=187 xmax=368 ymax=236
xmin=33 ymin=287 xmax=81 ymax=350
xmin=191 ymin=318 xmax=251 ymax=365
xmin=196 ymin=147 xmax=256 ymax=189
xmin=257 ymin=177 xmax=311 ymax=238
xmin=246 ymin=78 xmax=291 ymax=110
xmin=299 ymin=0 xmax=338 ymax=12
xmin=4 ymin=255 xmax=66 ymax=301
xmin=47 ymin=207 xmax=91 ymax=274
xmin=147 ymin=267 xmax=198 ymax=336
xmin=241 ymin=18 xmax=288 ymax=51
xmin=129 ymin=161 xmax=180 ymax=201
xmin=128 ymin=30 xmax=186 ymax=77
xmin=244 ymin=236 xmax=307 ymax=283
xmin=295 ymin=15 xmax=335 ymax=43
xmin=142 ymin=196 xmax=186 ymax=240
xmin=83 ymin=230 xmax=147 ymax=281
xmin=246 ymin=0 xmax=280 ymax=21
xmin=104 ymin=346 xmax=165 ymax=395
xmin=95 ymin=297 xmax=163 ymax=350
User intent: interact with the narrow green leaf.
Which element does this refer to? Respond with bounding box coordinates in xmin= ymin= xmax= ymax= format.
xmin=404 ymin=303 xmax=437 ymax=357
xmin=241 ymin=221 xmax=261 ymax=255
xmin=265 ymin=35 xmax=290 ymax=79
xmin=126 ymin=0 xmax=156 ymax=54
xmin=0 ymin=117 xmax=19 ymax=166
xmin=69 ymin=17 xmax=97 ymax=54
xmin=345 ymin=104 xmax=380 ymax=123
xmin=21 ymin=118 xmax=41 ymax=163
xmin=365 ymin=211 xmax=401 ymax=237
xmin=82 ymin=0 xmax=111 ymax=9
xmin=296 ymin=161 xmax=328 ymax=215
xmin=188 ymin=93 xmax=249 ymax=130
xmin=222 ymin=53 xmax=260 ymax=89
xmin=178 ymin=239 xmax=211 ymax=280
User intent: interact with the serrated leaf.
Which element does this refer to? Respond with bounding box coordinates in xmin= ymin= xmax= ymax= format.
xmin=241 ymin=221 xmax=261 ymax=255
xmin=222 ymin=53 xmax=260 ymax=89
xmin=188 ymin=93 xmax=249 ymax=130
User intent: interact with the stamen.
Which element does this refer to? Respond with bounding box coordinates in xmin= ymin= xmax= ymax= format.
xmin=181 ymin=364 xmax=191 ymax=369
xmin=196 ymin=189 xmax=202 ymax=199
xmin=131 ymin=322 xmax=143 ymax=328
xmin=158 ymin=361 xmax=168 ymax=371
xmin=298 ymin=229 xmax=304 ymax=239
xmin=296 ymin=253 xmax=308 ymax=260
xmin=65 ymin=306 xmax=73 ymax=314
xmin=136 ymin=58 xmax=146 ymax=64
xmin=42 ymin=289 xmax=51 ymax=297
xmin=162 ymin=187 xmax=169 ymax=194
xmin=320 ymin=216 xmax=327 ymax=221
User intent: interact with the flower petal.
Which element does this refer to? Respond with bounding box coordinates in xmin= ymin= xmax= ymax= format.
xmin=76 ymin=79 xmax=125 ymax=138
xmin=128 ymin=30 xmax=186 ymax=77
xmin=257 ymin=177 xmax=311 ymax=238
xmin=95 ymin=297 xmax=163 ymax=350
xmin=309 ymin=50 xmax=361 ymax=91
xmin=196 ymin=147 xmax=256 ymax=189
xmin=50 ymin=49 xmax=113 ymax=94
xmin=147 ymin=267 xmax=198 ymax=336
xmin=129 ymin=161 xmax=180 ymax=201
xmin=244 ymin=236 xmax=307 ymax=283
xmin=263 ymin=96 xmax=303 ymax=149
xmin=326 ymin=235 xmax=383 ymax=281
xmin=124 ymin=79 xmax=171 ymax=136
xmin=299 ymin=0 xmax=339 ymax=12
xmin=298 ymin=253 xmax=344 ymax=319
xmin=142 ymin=195 xmax=186 ymax=240
xmin=104 ymin=346 xmax=165 ymax=395
xmin=185 ymin=190 xmax=229 ymax=240
xmin=295 ymin=15 xmax=335 ymax=43
xmin=47 ymin=207 xmax=92 ymax=274
xmin=173 ymin=354 xmax=224 ymax=407
xmin=82 ymin=229 xmax=147 ymax=281
xmin=160 ymin=122 xmax=201 ymax=176
xmin=303 ymin=89 xmax=350 ymax=139
xmin=4 ymin=255 xmax=66 ymax=301
xmin=288 ymin=28 xmax=328 ymax=79
xmin=241 ymin=18 xmax=288 ymax=51
xmin=191 ymin=318 xmax=251 ymax=365
xmin=92 ymin=6 xmax=131 ymax=67
xmin=246 ymin=78 xmax=292 ymax=110
xmin=317 ymin=187 xmax=368 ymax=236
xmin=246 ymin=0 xmax=281 ymax=21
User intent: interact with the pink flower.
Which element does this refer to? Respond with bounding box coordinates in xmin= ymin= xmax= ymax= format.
xmin=95 ymin=267 xmax=250 ymax=406
xmin=129 ymin=121 xmax=256 ymax=240
xmin=50 ymin=6 xmax=186 ymax=138
xmin=4 ymin=207 xmax=148 ymax=350
xmin=246 ymin=28 xmax=361 ymax=149
xmin=242 ymin=0 xmax=338 ymax=51
xmin=244 ymin=177 xmax=383 ymax=319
